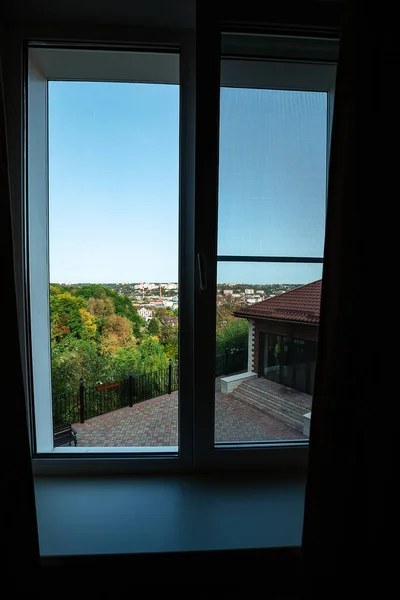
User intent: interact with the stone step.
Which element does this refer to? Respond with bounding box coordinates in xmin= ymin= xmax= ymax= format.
xmin=238 ymin=382 xmax=308 ymax=417
xmin=231 ymin=388 xmax=304 ymax=432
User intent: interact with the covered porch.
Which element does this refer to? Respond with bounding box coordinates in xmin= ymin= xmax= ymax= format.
xmin=234 ymin=280 xmax=321 ymax=397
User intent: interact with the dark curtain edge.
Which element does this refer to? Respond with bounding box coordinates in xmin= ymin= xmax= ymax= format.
xmin=1 ymin=22 xmax=40 ymax=572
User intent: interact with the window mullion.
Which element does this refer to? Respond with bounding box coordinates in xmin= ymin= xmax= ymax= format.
xmin=177 ymin=34 xmax=196 ymax=467
xmin=193 ymin=15 xmax=221 ymax=467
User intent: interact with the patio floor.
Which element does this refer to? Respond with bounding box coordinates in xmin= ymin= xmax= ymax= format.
xmin=72 ymin=378 xmax=307 ymax=446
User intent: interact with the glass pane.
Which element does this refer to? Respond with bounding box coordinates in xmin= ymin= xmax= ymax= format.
xmin=48 ymin=56 xmax=180 ymax=449
xmin=218 ymin=87 xmax=327 ymax=257
xmin=264 ymin=334 xmax=280 ymax=381
xmin=215 ymin=262 xmax=322 ymax=444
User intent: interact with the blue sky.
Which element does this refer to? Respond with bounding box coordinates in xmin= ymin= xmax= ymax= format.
xmin=49 ymin=81 xmax=326 ymax=285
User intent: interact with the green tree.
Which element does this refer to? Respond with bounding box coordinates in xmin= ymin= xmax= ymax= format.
xmin=216 ymin=298 xmax=245 ymax=331
xmin=159 ymin=322 xmax=178 ymax=360
xmin=216 ymin=318 xmax=248 ymax=355
xmin=147 ymin=317 xmax=161 ymax=335
xmin=73 ymin=284 xmax=108 ymax=300
xmin=75 ymin=284 xmax=145 ymax=336
xmin=138 ymin=336 xmax=169 ymax=372
xmin=87 ymin=297 xmax=114 ymax=319
xmin=155 ymin=307 xmax=176 ymax=319
xmin=50 ymin=284 xmax=65 ymax=295
xmin=50 ymin=292 xmax=88 ymax=343
xmin=99 ymin=314 xmax=135 ymax=354
xmin=79 ymin=307 xmax=97 ymax=341
xmin=109 ymin=346 xmax=141 ymax=381
xmin=51 ymin=338 xmax=109 ymax=394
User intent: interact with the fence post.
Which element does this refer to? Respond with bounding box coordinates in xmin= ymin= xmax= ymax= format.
xmin=225 ymin=347 xmax=230 ymax=375
xmin=168 ymin=359 xmax=173 ymax=394
xmin=128 ymin=374 xmax=133 ymax=407
xmin=133 ymin=375 xmax=137 ymax=405
xmin=79 ymin=378 xmax=85 ymax=424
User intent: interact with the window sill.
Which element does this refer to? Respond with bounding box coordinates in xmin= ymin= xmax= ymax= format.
xmin=49 ymin=445 xmax=178 ymax=454
xmin=34 ymin=470 xmax=306 ymax=557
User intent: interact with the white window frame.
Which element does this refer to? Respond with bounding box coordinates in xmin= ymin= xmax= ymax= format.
xmin=6 ymin=23 xmax=338 ymax=475
xmin=17 ymin=27 xmax=196 ymax=475
xmin=28 ymin=47 xmax=181 ymax=456
xmin=191 ymin=31 xmax=337 ymax=471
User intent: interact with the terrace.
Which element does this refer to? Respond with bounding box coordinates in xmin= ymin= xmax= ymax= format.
xmin=67 ymin=377 xmax=309 ymax=447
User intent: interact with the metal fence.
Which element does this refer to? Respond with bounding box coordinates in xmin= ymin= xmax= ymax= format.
xmin=215 ymin=346 xmax=248 ymax=378
xmin=53 ymin=347 xmax=246 ymax=425
xmin=52 ymin=389 xmax=80 ymax=426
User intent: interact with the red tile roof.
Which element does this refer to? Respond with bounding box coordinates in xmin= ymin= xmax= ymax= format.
xmin=234 ymin=280 xmax=322 ymax=324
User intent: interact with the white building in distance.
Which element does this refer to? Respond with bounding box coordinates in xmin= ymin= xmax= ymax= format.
xmin=137 ymin=307 xmax=153 ymax=322
xmin=163 ymin=283 xmax=178 ymax=290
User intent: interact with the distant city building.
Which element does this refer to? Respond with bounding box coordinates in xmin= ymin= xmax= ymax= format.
xmin=137 ymin=307 xmax=153 ymax=323
xmin=163 ymin=283 xmax=178 ymax=290
xmin=148 ymin=300 xmax=164 ymax=307
xmin=223 ymin=289 xmax=233 ymax=295
xmin=161 ymin=316 xmax=178 ymax=327
xmin=245 ymin=289 xmax=254 ymax=295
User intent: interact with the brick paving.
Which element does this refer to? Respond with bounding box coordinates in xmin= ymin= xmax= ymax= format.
xmin=72 ymin=378 xmax=306 ymax=447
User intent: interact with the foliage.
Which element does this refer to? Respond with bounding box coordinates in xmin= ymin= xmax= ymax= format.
xmin=79 ymin=308 xmax=97 ymax=340
xmin=158 ymin=322 xmax=179 ymax=360
xmin=154 ymin=307 xmax=176 ymax=319
xmin=87 ymin=297 xmax=114 ymax=319
xmin=99 ymin=314 xmax=135 ymax=354
xmin=147 ymin=317 xmax=161 ymax=335
xmin=50 ymin=292 xmax=88 ymax=342
xmin=50 ymin=282 xmax=247 ymax=394
xmin=74 ymin=284 xmax=145 ymax=336
xmin=49 ymin=284 xmax=64 ymax=295
xmin=216 ymin=298 xmax=245 ymax=331
xmin=51 ymin=338 xmax=109 ymax=394
xmin=216 ymin=318 xmax=248 ymax=355
xmin=107 ymin=337 xmax=169 ymax=381
xmin=138 ymin=336 xmax=169 ymax=372
xmin=108 ymin=347 xmax=142 ymax=381
xmin=50 ymin=283 xmax=174 ymax=392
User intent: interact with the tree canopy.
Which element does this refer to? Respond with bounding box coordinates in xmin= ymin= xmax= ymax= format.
xmin=50 ymin=283 xmax=248 ymax=394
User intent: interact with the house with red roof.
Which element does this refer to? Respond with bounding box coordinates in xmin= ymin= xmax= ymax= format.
xmin=234 ymin=280 xmax=321 ymax=396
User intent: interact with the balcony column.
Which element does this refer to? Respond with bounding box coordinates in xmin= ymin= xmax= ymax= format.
xmin=247 ymin=319 xmax=255 ymax=372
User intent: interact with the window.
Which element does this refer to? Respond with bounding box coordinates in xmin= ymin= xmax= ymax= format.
xmin=47 ymin=67 xmax=180 ymax=451
xmin=27 ymin=39 xmax=195 ymax=472
xmin=193 ymin=31 xmax=337 ymax=470
xmin=213 ymin=35 xmax=334 ymax=445
xmin=24 ymin=30 xmax=337 ymax=473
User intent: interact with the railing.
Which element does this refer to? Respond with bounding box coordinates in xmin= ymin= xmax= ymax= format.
xmin=53 ymin=346 xmax=246 ymax=425
xmin=53 ymin=360 xmax=178 ymax=425
xmin=52 ymin=389 xmax=80 ymax=426
xmin=215 ymin=346 xmax=247 ymax=377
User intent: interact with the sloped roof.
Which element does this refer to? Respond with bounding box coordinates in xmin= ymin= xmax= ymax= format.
xmin=234 ymin=280 xmax=322 ymax=324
